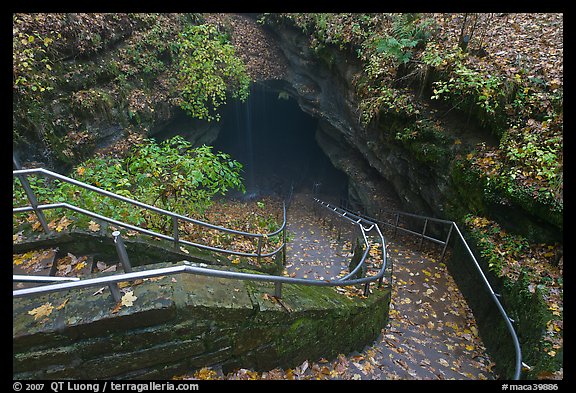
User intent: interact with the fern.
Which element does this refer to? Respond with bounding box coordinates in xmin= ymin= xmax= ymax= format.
xmin=375 ymin=13 xmax=434 ymax=65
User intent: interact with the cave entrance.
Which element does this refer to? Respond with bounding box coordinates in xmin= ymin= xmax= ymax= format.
xmin=213 ymin=83 xmax=348 ymax=200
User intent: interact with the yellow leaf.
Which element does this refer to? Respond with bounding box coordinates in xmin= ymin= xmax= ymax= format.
xmin=76 ymin=166 xmax=85 ymax=176
xmin=32 ymin=221 xmax=42 ymax=232
xmin=88 ymin=220 xmax=100 ymax=232
xmin=55 ymin=216 xmax=72 ymax=232
xmin=56 ymin=298 xmax=70 ymax=310
xmin=121 ymin=291 xmax=137 ymax=307
xmin=28 ymin=302 xmax=54 ymax=320
xmin=195 ymin=367 xmax=218 ymax=380
xmin=75 ymin=261 xmax=87 ymax=271
xmin=465 ymin=344 xmax=474 ymax=351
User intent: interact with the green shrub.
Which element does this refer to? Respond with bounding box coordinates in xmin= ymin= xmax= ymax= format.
xmin=174 ymin=24 xmax=250 ymax=121
xmin=14 ymin=136 xmax=246 ymax=233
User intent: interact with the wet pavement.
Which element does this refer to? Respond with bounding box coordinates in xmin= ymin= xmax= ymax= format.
xmin=281 ymin=193 xmax=496 ymax=380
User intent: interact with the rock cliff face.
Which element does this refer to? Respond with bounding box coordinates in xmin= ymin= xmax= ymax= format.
xmin=258 ymin=20 xmax=561 ymax=242
xmin=13 ymin=13 xmax=561 ymax=242
xmin=259 ymin=23 xmax=456 ymax=219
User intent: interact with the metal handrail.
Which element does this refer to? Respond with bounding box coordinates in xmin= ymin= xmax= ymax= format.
xmin=13 ymin=167 xmax=286 ymax=239
xmin=12 ymin=165 xmax=388 ymax=298
xmin=344 ymin=205 xmax=522 ymax=380
xmin=13 ymin=168 xmax=286 ymax=260
xmin=13 ymin=201 xmax=286 ymax=259
xmin=313 ymin=198 xmax=388 ymax=293
xmin=13 ymin=197 xmax=389 ymax=302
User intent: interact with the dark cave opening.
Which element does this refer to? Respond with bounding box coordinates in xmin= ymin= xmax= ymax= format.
xmin=212 ymin=83 xmax=349 ymax=200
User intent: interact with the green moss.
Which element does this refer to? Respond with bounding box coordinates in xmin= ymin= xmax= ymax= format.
xmin=457 ymin=222 xmax=562 ymax=379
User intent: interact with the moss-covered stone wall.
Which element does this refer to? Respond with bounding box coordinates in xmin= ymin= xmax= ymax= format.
xmin=13 ymin=261 xmax=391 ymax=379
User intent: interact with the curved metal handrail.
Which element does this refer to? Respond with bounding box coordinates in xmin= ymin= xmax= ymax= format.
xmin=341 ymin=205 xmax=522 ymax=380
xmin=13 ymin=167 xmax=286 ymax=239
xmin=12 ymin=163 xmax=388 ymax=300
xmin=13 ymin=201 xmax=285 ymax=259
xmin=13 ymin=196 xmax=389 ymax=302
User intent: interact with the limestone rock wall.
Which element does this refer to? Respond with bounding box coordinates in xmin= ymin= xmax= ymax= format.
xmin=13 ymin=261 xmax=390 ymax=379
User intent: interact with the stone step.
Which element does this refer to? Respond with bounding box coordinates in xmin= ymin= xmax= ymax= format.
xmin=13 ymin=248 xmax=58 ymax=290
xmin=13 ymin=248 xmax=123 ymax=290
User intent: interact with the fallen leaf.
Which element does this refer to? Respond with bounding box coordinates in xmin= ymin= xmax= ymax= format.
xmin=111 ymin=301 xmax=122 ymax=314
xmin=56 ymin=298 xmax=69 ymax=310
xmin=55 ymin=216 xmax=72 ymax=232
xmin=28 ymin=302 xmax=54 ymax=320
xmin=121 ymin=291 xmax=137 ymax=307
xmin=88 ymin=220 xmax=100 ymax=232
xmin=75 ymin=261 xmax=87 ymax=271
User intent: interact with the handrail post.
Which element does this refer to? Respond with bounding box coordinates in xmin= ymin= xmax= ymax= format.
xmin=282 ymin=225 xmax=287 ymax=266
xmin=282 ymin=202 xmax=287 ymax=266
xmin=108 ymin=282 xmax=122 ymax=303
xmin=112 ymin=231 xmax=132 ymax=273
xmin=13 ymin=155 xmax=51 ymax=233
xmin=172 ymin=216 xmax=179 ymax=250
xmin=275 ymin=282 xmax=282 ymax=298
xmin=440 ymin=223 xmax=454 ymax=261
xmin=393 ymin=213 xmax=400 ymax=238
xmin=256 ymin=236 xmax=263 ymax=266
xmin=419 ymin=218 xmax=429 ymax=250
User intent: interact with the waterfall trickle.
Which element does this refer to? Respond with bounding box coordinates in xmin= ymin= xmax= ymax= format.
xmin=213 ymin=82 xmax=348 ymax=198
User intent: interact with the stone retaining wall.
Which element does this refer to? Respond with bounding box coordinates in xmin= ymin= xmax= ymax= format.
xmin=13 ymin=261 xmax=391 ymax=379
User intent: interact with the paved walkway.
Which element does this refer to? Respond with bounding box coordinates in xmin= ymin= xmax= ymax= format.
xmin=15 ymin=192 xmax=497 ymax=380
xmin=282 ymin=193 xmax=496 ymax=380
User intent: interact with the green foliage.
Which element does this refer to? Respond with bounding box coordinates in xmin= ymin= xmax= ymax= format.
xmin=463 ymin=214 xmax=563 ymax=377
xmin=502 ymin=119 xmax=563 ymax=199
xmin=394 ymin=119 xmax=452 ymax=164
xmin=374 ymin=13 xmax=434 ymax=65
xmin=423 ymin=41 xmax=563 ymax=218
xmin=13 ymin=136 xmax=246 ymax=233
xmin=124 ymin=136 xmax=245 ymax=214
xmin=13 ymin=16 xmax=59 ymax=97
xmin=375 ymin=36 xmax=418 ymax=64
xmin=463 ymin=215 xmax=528 ymax=276
xmin=358 ymin=14 xmax=435 ymax=124
xmin=263 ymin=13 xmax=435 ymax=126
xmin=174 ymin=24 xmax=250 ymax=121
xmin=356 ymin=83 xmax=418 ymax=124
xmin=429 ymin=47 xmax=505 ymax=116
